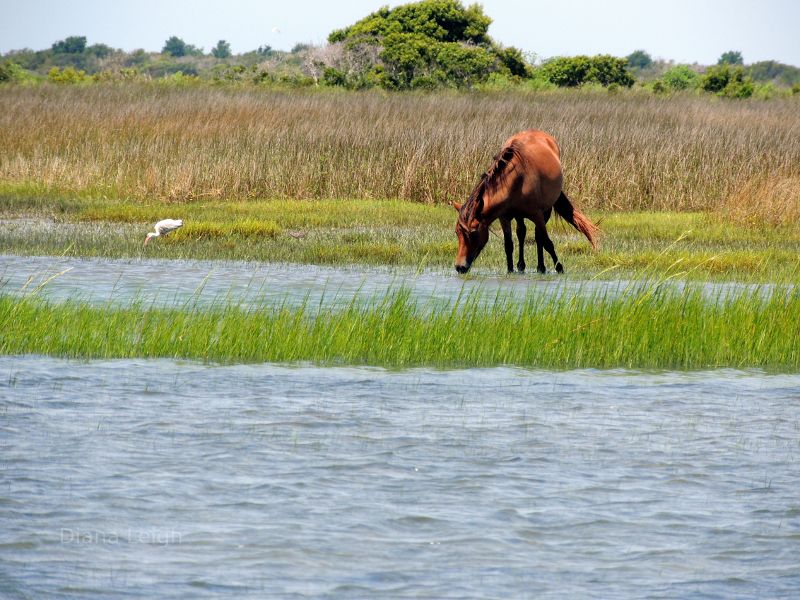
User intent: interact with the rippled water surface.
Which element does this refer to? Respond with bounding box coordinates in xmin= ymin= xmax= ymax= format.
xmin=2 ymin=356 xmax=799 ymax=598
xmin=0 ymin=254 xmax=773 ymax=309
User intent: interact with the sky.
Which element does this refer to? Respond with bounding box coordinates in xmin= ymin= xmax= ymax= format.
xmin=2 ymin=0 xmax=799 ymax=66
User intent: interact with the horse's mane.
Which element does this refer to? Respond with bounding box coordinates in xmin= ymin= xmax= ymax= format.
xmin=459 ymin=142 xmax=521 ymax=225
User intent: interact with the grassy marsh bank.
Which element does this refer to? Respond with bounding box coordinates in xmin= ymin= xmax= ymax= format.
xmin=1 ymin=284 xmax=797 ymax=369
xmin=2 ymin=196 xmax=798 ymax=281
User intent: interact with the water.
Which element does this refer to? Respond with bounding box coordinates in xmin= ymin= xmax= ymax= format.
xmin=2 ymin=356 xmax=799 ymax=598
xmin=0 ymin=254 xmax=776 ymax=309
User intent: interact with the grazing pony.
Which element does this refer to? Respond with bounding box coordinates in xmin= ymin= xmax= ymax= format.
xmin=453 ymin=130 xmax=597 ymax=274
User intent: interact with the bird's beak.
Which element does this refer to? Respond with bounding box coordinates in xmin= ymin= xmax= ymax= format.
xmin=143 ymin=236 xmax=149 ymax=246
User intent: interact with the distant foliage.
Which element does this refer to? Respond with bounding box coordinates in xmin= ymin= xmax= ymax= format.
xmin=717 ymin=50 xmax=743 ymax=66
xmin=702 ymin=64 xmax=753 ymax=98
xmin=87 ymin=43 xmax=113 ymax=59
xmin=47 ymin=66 xmax=88 ymax=84
xmin=748 ymin=60 xmax=800 ymax=86
xmin=52 ymin=36 xmax=87 ymax=54
xmin=0 ymin=60 xmax=28 ymax=83
xmin=539 ymin=55 xmax=634 ymax=87
xmin=322 ymin=0 xmax=527 ymax=89
xmin=162 ymin=36 xmax=202 ymax=57
xmin=626 ymin=49 xmax=652 ymax=70
xmin=657 ymin=65 xmax=700 ymax=91
xmin=211 ymin=40 xmax=231 ymax=59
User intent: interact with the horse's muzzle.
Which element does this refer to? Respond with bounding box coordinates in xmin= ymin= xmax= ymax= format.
xmin=455 ymin=264 xmax=470 ymax=274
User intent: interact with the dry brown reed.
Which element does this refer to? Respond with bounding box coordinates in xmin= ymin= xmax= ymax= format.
xmin=1 ymin=85 xmax=798 ymax=210
xmin=718 ymin=175 xmax=800 ymax=227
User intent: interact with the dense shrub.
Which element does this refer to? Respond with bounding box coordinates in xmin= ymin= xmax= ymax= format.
xmin=658 ymin=65 xmax=700 ymax=91
xmin=702 ymin=64 xmax=753 ymax=98
xmin=47 ymin=66 xmax=88 ymax=83
xmin=539 ymin=55 xmax=634 ymax=88
xmin=0 ymin=60 xmax=28 ymax=83
xmin=323 ymin=0 xmax=526 ymax=89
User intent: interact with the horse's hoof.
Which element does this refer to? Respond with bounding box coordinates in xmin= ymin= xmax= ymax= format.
xmin=555 ymin=263 xmax=564 ymax=274
xmin=537 ymin=266 xmax=546 ymax=274
xmin=517 ymin=266 xmax=526 ymax=274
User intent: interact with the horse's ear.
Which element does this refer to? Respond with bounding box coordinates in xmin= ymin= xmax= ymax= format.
xmin=451 ymin=201 xmax=462 ymax=212
xmin=474 ymin=197 xmax=484 ymax=220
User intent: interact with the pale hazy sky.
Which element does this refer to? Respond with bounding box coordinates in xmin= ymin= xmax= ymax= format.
xmin=2 ymin=0 xmax=798 ymax=66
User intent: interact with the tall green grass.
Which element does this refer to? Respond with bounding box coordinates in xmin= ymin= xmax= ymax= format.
xmin=2 ymin=284 xmax=797 ymax=369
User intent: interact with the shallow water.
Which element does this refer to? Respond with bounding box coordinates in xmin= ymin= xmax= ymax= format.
xmin=2 ymin=356 xmax=799 ymax=598
xmin=0 ymin=254 xmax=773 ymax=309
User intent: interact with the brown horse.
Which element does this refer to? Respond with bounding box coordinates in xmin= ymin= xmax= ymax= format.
xmin=453 ymin=130 xmax=598 ymax=274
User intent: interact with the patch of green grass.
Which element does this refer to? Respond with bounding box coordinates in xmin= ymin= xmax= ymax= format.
xmin=2 ymin=284 xmax=798 ymax=369
xmin=1 ymin=196 xmax=798 ymax=282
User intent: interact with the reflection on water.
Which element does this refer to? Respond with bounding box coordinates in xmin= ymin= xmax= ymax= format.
xmin=1 ymin=356 xmax=799 ymax=598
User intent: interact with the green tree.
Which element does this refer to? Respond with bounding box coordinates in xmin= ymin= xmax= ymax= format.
xmin=324 ymin=0 xmax=521 ymax=89
xmin=52 ymin=36 xmax=87 ymax=54
xmin=163 ymin=36 xmax=188 ymax=57
xmin=718 ymin=50 xmax=743 ymax=65
xmin=626 ymin=49 xmax=652 ymax=70
xmin=212 ymin=40 xmax=232 ymax=59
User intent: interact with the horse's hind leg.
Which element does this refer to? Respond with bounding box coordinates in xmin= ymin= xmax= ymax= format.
xmin=515 ymin=218 xmax=527 ymax=272
xmin=500 ymin=218 xmax=514 ymax=273
xmin=535 ymin=231 xmax=545 ymax=274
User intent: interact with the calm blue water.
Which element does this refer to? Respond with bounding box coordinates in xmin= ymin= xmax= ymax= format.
xmin=0 ymin=254 xmax=773 ymax=309
xmin=2 ymin=356 xmax=799 ymax=598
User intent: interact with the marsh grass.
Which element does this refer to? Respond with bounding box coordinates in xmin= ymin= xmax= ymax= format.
xmin=2 ymin=198 xmax=798 ymax=281
xmin=2 ymin=282 xmax=797 ymax=369
xmin=1 ymin=85 xmax=799 ymax=209
xmin=718 ymin=175 xmax=800 ymax=228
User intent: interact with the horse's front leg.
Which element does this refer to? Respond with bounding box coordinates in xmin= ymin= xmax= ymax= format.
xmin=500 ymin=218 xmax=514 ymax=273
xmin=515 ymin=218 xmax=527 ymax=273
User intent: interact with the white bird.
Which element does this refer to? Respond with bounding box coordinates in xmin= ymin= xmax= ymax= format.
xmin=145 ymin=219 xmax=183 ymax=246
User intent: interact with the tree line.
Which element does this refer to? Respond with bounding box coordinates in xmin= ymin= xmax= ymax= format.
xmin=2 ymin=0 xmax=799 ymax=98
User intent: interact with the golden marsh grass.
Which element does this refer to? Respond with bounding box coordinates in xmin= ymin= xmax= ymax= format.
xmin=1 ymin=85 xmax=799 ymax=210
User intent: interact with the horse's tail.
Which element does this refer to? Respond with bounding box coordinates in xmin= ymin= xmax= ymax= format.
xmin=554 ymin=192 xmax=598 ymax=250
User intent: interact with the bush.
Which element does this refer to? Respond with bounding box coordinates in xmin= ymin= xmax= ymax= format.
xmin=658 ymin=65 xmax=699 ymax=91
xmin=47 ymin=66 xmax=88 ymax=83
xmin=539 ymin=55 xmax=633 ymax=88
xmin=0 ymin=60 xmax=28 ymax=83
xmin=702 ymin=64 xmax=753 ymax=98
xmin=323 ymin=0 xmax=527 ymax=89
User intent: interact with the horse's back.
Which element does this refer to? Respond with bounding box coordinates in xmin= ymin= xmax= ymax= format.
xmin=504 ymin=130 xmax=563 ymax=208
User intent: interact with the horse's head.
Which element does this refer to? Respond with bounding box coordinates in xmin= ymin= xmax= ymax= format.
xmin=452 ymin=201 xmax=489 ymax=274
